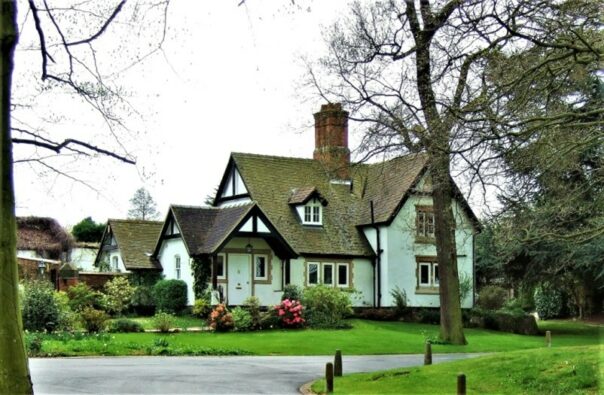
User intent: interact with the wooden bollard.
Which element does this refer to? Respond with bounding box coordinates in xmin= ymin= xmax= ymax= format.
xmin=424 ymin=341 xmax=432 ymax=365
xmin=334 ymin=349 xmax=343 ymax=377
xmin=546 ymin=330 xmax=552 ymax=347
xmin=326 ymin=362 xmax=334 ymax=393
xmin=457 ymin=373 xmax=466 ymax=395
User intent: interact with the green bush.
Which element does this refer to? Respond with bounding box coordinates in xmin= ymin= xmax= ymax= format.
xmin=21 ymin=280 xmax=60 ymax=333
xmin=232 ymin=307 xmax=253 ymax=331
xmin=469 ymin=308 xmax=539 ymax=335
xmin=477 ymin=285 xmax=508 ymax=310
xmin=108 ymin=318 xmax=144 ymax=333
xmin=25 ymin=333 xmax=44 ymax=356
xmin=53 ymin=291 xmax=80 ymax=331
xmin=282 ymin=284 xmax=303 ymax=301
xmin=153 ymin=312 xmax=175 ymax=333
xmin=243 ymin=296 xmax=262 ymax=329
xmin=66 ymin=283 xmax=105 ymax=312
xmin=390 ymin=287 xmax=408 ymax=318
xmin=417 ymin=308 xmax=440 ymax=324
xmin=259 ymin=310 xmax=280 ymax=330
xmin=534 ymin=283 xmax=564 ymax=319
xmin=103 ymin=277 xmax=135 ymax=316
xmin=192 ymin=298 xmax=211 ymax=319
xmin=80 ymin=307 xmax=108 ymax=333
xmin=130 ymin=285 xmax=156 ymax=316
xmin=153 ymin=280 xmax=188 ymax=314
xmin=302 ymin=285 xmax=352 ymax=328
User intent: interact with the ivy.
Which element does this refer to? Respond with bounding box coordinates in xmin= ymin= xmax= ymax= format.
xmin=191 ymin=256 xmax=212 ymax=299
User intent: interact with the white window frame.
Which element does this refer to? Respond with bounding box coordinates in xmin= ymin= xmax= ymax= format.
xmin=307 ymin=262 xmax=319 ymax=285
xmin=215 ymin=253 xmax=226 ymax=280
xmin=302 ymin=199 xmax=322 ymax=225
xmin=112 ymin=256 xmax=119 ymax=271
xmin=254 ymin=254 xmax=268 ymax=281
xmin=416 ymin=206 xmax=435 ymax=238
xmin=175 ymin=255 xmax=181 ymax=279
xmin=336 ymin=263 xmax=350 ymax=288
xmin=418 ymin=262 xmax=431 ymax=286
xmin=322 ymin=263 xmax=334 ymax=286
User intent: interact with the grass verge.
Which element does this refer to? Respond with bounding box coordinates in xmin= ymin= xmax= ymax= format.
xmin=30 ymin=319 xmax=602 ymax=357
xmin=310 ymin=345 xmax=602 ymax=394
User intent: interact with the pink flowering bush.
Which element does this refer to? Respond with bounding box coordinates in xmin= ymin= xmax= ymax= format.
xmin=209 ymin=304 xmax=233 ymax=332
xmin=274 ymin=299 xmax=305 ymax=328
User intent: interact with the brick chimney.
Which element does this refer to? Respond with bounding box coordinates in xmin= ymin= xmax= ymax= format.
xmin=313 ymin=103 xmax=350 ymax=180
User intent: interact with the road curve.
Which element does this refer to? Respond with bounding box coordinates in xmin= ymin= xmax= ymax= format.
xmin=30 ymin=353 xmax=482 ymax=394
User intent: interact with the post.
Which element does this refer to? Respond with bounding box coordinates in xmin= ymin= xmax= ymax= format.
xmin=545 ymin=330 xmax=551 ymax=347
xmin=326 ymin=362 xmax=334 ymax=393
xmin=457 ymin=373 xmax=466 ymax=395
xmin=424 ymin=342 xmax=432 ymax=365
xmin=334 ymin=349 xmax=343 ymax=376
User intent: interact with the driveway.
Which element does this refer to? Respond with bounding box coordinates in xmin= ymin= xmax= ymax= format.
xmin=30 ymin=353 xmax=482 ymax=394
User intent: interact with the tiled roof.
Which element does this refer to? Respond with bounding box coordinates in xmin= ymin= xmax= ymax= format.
xmin=288 ymin=186 xmax=319 ymax=205
xmin=171 ymin=204 xmax=254 ymax=255
xmin=109 ymin=219 xmax=163 ymax=270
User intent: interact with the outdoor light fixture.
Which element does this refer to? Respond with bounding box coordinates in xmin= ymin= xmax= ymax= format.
xmin=245 ymin=238 xmax=253 ymax=253
xmin=37 ymin=261 xmax=46 ymax=276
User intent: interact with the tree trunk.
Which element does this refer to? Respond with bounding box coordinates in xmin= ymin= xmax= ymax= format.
xmin=0 ymin=1 xmax=33 ymax=393
xmin=431 ymin=151 xmax=467 ymax=345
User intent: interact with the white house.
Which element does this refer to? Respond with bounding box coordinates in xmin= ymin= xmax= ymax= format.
xmin=153 ymin=103 xmax=480 ymax=307
xmin=95 ymin=219 xmax=163 ymax=276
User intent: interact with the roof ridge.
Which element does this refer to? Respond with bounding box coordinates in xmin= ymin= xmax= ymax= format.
xmin=108 ymin=219 xmax=163 ymax=224
xmin=232 ymin=152 xmax=314 ymax=162
xmin=362 ymin=151 xmax=427 ymax=167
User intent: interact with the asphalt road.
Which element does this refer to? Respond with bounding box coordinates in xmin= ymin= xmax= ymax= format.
xmin=30 ymin=354 xmax=481 ymax=394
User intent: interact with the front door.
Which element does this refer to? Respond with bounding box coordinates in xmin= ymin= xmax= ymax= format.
xmin=227 ymin=253 xmax=251 ymax=305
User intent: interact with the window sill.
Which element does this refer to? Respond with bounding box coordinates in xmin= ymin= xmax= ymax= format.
xmin=415 ymin=236 xmax=436 ymax=244
xmin=415 ymin=287 xmax=439 ymax=295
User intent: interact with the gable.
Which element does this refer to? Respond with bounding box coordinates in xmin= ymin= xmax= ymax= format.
xmin=215 ymin=158 xmax=249 ymax=203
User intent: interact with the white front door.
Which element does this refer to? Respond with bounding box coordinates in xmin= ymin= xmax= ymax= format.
xmin=227 ymin=253 xmax=251 ymax=305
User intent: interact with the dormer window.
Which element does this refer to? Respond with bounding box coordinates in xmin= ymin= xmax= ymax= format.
xmin=289 ymin=187 xmax=327 ymax=226
xmin=303 ymin=199 xmax=322 ymax=225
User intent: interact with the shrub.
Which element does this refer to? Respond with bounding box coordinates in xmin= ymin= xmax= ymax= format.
xmin=259 ymin=311 xmax=280 ymax=330
xmin=390 ymin=287 xmax=408 ymax=318
xmin=534 ymin=283 xmax=564 ymax=319
xmin=274 ymin=299 xmax=305 ymax=328
xmin=469 ymin=308 xmax=539 ymax=335
xmin=476 ymin=285 xmax=508 ymax=310
xmin=209 ymin=304 xmax=233 ymax=332
xmin=25 ymin=333 xmax=44 ymax=356
xmin=282 ymin=284 xmax=303 ymax=301
xmin=153 ymin=312 xmax=176 ymax=333
xmin=66 ymin=283 xmax=105 ymax=312
xmin=458 ymin=272 xmax=473 ymax=305
xmin=356 ymin=308 xmax=398 ymax=321
xmin=103 ymin=276 xmax=135 ymax=316
xmin=302 ymin=285 xmax=352 ymax=328
xmin=416 ymin=308 xmax=441 ymax=325
xmin=21 ymin=280 xmax=60 ymax=333
xmin=243 ymin=296 xmax=262 ymax=329
xmin=192 ymin=298 xmax=211 ymax=319
xmin=80 ymin=307 xmax=108 ymax=333
xmin=153 ymin=280 xmax=188 ymax=314
xmin=130 ymin=285 xmax=156 ymax=316
xmin=53 ymin=291 xmax=80 ymax=331
xmin=108 ymin=318 xmax=144 ymax=333
xmin=232 ymin=307 xmax=253 ymax=331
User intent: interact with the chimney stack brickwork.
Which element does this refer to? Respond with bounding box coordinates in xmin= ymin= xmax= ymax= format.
xmin=313 ymin=103 xmax=351 ymax=180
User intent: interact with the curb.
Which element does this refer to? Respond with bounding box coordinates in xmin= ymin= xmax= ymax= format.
xmin=299 ymin=380 xmax=316 ymax=395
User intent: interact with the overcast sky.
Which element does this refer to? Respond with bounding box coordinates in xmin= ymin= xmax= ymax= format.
xmin=13 ymin=1 xmax=360 ymax=228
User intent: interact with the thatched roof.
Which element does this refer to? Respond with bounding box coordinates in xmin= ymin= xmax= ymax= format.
xmin=17 ymin=217 xmax=73 ymax=259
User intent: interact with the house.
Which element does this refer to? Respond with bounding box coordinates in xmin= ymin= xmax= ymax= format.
xmin=70 ymin=242 xmax=100 ymax=271
xmin=152 ymin=103 xmax=480 ymax=307
xmin=95 ymin=219 xmax=163 ymax=277
xmin=17 ymin=216 xmax=73 ymax=261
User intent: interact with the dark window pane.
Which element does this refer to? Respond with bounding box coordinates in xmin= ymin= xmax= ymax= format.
xmin=338 ymin=265 xmax=348 ymax=285
xmin=313 ymin=206 xmax=320 ymax=222
xmin=304 ymin=206 xmax=311 ymax=222
xmin=420 ymin=264 xmax=429 ymax=285
xmin=308 ymin=263 xmax=318 ymax=284
xmin=255 ymin=256 xmax=266 ymax=278
xmin=323 ymin=265 xmax=333 ymax=284
xmin=433 ymin=264 xmax=439 ymax=285
xmin=216 ymin=256 xmax=224 ymax=277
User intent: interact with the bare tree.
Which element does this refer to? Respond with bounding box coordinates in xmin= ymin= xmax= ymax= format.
xmin=307 ymin=0 xmax=601 ymax=344
xmin=1 ymin=1 xmax=168 ymax=392
xmin=128 ymin=187 xmax=159 ymax=220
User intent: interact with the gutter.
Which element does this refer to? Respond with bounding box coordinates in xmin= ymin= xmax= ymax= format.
xmin=370 ymin=201 xmax=383 ymax=308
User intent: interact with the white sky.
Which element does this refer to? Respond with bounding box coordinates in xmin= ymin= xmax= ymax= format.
xmin=13 ymin=1 xmax=358 ymax=228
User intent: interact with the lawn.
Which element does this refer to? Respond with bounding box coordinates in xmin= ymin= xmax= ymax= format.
xmin=34 ymin=319 xmax=602 ymax=357
xmin=310 ymin=345 xmax=603 ymax=394
xmin=128 ymin=316 xmax=207 ymax=330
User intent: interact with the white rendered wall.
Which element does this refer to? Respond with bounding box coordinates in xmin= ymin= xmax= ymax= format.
xmin=158 ymin=237 xmax=193 ymax=304
xmin=70 ymin=247 xmax=98 ymax=271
